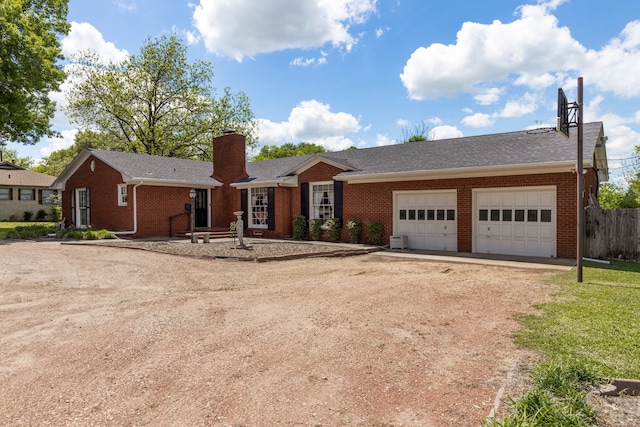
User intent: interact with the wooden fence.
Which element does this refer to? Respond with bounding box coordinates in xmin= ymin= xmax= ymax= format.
xmin=584 ymin=208 xmax=640 ymax=261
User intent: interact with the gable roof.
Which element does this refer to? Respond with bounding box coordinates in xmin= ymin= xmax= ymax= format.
xmin=243 ymin=121 xmax=607 ymax=184
xmin=52 ymin=122 xmax=608 ymax=191
xmin=52 ymin=149 xmax=222 ymax=189
xmin=0 ymin=162 xmax=56 ymax=187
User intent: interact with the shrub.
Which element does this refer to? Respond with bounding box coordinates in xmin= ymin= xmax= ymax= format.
xmin=326 ymin=218 xmax=341 ymax=242
xmin=22 ymin=211 xmax=33 ymax=222
xmin=346 ymin=219 xmax=361 ymax=243
xmin=309 ymin=219 xmax=323 ymax=241
xmin=367 ymin=220 xmax=384 ymax=245
xmin=50 ymin=206 xmax=62 ymax=222
xmin=293 ymin=215 xmax=307 ymax=240
xmin=35 ymin=209 xmax=47 ymax=221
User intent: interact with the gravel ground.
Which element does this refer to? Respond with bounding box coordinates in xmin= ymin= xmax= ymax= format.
xmin=1 ymin=238 xmax=637 ymax=426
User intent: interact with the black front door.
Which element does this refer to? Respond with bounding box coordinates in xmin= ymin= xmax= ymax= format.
xmin=195 ymin=189 xmax=208 ymax=228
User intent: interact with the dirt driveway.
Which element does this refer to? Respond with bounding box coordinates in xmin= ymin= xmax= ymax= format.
xmin=0 ymin=241 xmax=560 ymax=426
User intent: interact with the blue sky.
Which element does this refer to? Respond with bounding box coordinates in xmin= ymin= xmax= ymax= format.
xmin=9 ymin=0 xmax=640 ymax=182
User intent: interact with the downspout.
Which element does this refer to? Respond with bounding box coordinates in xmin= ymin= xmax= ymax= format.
xmin=113 ymin=182 xmax=142 ymax=236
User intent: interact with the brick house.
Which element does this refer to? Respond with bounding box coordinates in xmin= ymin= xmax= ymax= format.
xmin=0 ymin=161 xmax=57 ymax=221
xmin=51 ymin=122 xmax=609 ymax=258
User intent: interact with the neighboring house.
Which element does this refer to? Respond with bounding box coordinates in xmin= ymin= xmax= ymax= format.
xmin=0 ymin=161 xmax=57 ymax=221
xmin=52 ymin=122 xmax=609 ymax=259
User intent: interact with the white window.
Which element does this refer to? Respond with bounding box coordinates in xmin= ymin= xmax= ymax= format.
xmin=19 ymin=189 xmax=35 ymax=201
xmin=250 ymin=187 xmax=268 ymax=227
xmin=311 ymin=182 xmax=334 ymax=222
xmin=0 ymin=188 xmax=11 ymax=200
xmin=76 ymin=188 xmax=89 ymax=228
xmin=118 ymin=184 xmax=128 ymax=206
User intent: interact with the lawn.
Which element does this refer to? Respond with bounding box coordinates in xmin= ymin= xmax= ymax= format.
xmin=0 ymin=222 xmax=53 ymax=239
xmin=486 ymin=260 xmax=640 ymax=426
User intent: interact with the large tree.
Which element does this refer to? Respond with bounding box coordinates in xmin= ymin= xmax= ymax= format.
xmin=252 ymin=142 xmax=328 ymax=161
xmin=0 ymin=0 xmax=70 ymax=145
xmin=65 ymin=34 xmax=257 ymax=160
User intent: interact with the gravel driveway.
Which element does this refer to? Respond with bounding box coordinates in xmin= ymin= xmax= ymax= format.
xmin=1 ymin=239 xmax=561 ymax=426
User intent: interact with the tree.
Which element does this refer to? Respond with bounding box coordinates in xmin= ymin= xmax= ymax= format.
xmin=400 ymin=121 xmax=431 ymax=143
xmin=0 ymin=0 xmax=70 ymax=145
xmin=65 ymin=34 xmax=257 ymax=160
xmin=252 ymin=142 xmax=328 ymax=161
xmin=0 ymin=147 xmax=34 ymax=168
xmin=597 ymin=183 xmax=639 ymax=209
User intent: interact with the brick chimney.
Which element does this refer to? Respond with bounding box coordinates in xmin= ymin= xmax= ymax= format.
xmin=211 ymin=130 xmax=248 ymax=228
xmin=212 ymin=130 xmax=248 ymax=183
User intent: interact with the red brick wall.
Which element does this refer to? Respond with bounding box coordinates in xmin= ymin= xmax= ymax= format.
xmin=63 ymin=155 xmax=194 ymax=238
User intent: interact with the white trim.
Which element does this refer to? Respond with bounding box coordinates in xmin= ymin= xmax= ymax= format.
xmin=75 ymin=187 xmax=89 ymax=228
xmin=117 ymin=184 xmax=128 ymax=206
xmin=231 ymin=175 xmax=298 ymax=189
xmin=309 ymin=181 xmax=335 ymax=222
xmin=282 ymin=155 xmax=352 ymax=176
xmin=336 ymin=161 xmax=582 ymax=184
xmin=249 ymin=187 xmax=269 ymax=229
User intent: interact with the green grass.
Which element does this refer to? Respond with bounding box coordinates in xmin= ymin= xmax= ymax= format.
xmin=486 ymin=261 xmax=640 ymax=426
xmin=1 ymin=222 xmax=117 ymax=240
xmin=0 ymin=222 xmax=54 ymax=239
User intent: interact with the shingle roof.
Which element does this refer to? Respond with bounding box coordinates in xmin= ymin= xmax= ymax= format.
xmin=246 ymin=121 xmax=604 ymax=181
xmin=87 ymin=149 xmax=220 ymax=186
xmin=55 ymin=122 xmax=605 ymax=189
xmin=0 ymin=166 xmax=56 ymax=187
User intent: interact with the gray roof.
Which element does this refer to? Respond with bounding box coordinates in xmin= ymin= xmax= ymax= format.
xmin=54 ymin=122 xmax=605 ymax=189
xmin=87 ymin=149 xmax=219 ymax=186
xmin=246 ymin=121 xmax=604 ymax=182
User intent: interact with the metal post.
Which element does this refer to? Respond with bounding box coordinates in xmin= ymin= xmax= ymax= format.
xmin=190 ymin=188 xmax=197 ymax=243
xmin=577 ymin=77 xmax=584 ymax=282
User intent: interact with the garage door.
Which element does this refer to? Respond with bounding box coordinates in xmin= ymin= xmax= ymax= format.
xmin=474 ymin=188 xmax=556 ymax=257
xmin=395 ymin=191 xmax=457 ymax=251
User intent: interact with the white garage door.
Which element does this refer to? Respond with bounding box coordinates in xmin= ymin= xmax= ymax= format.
xmin=474 ymin=187 xmax=556 ymax=257
xmin=395 ymin=191 xmax=457 ymax=251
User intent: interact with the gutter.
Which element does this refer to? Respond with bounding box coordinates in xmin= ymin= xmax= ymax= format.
xmin=113 ymin=182 xmax=142 ymax=236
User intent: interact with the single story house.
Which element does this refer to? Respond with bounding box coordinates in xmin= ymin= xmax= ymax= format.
xmin=51 ymin=122 xmax=609 ymax=259
xmin=0 ymin=161 xmax=57 ymax=221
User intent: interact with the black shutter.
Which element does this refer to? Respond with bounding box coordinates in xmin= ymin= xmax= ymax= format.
xmin=240 ymin=189 xmax=248 ymax=229
xmin=38 ymin=189 xmax=43 ymax=204
xmin=86 ymin=188 xmax=91 ymax=226
xmin=300 ymin=182 xmax=309 ymax=219
xmin=334 ymin=180 xmax=343 ymax=227
xmin=70 ymin=189 xmax=76 ymax=224
xmin=267 ymin=187 xmax=275 ymax=230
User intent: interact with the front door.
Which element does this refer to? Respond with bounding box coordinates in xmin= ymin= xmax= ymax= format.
xmin=195 ymin=189 xmax=208 ymax=228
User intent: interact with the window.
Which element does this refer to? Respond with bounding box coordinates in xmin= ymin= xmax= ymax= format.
xmin=41 ymin=189 xmax=55 ymax=204
xmin=427 ymin=209 xmax=435 ymax=220
xmin=399 ymin=209 xmax=407 ymax=220
xmin=250 ymin=187 xmax=269 ymax=227
xmin=541 ymin=209 xmax=552 ymax=223
xmin=311 ymin=183 xmax=334 ymax=221
xmin=417 ymin=209 xmax=425 ymax=220
xmin=0 ymin=188 xmax=11 ymax=200
xmin=74 ymin=188 xmax=90 ymax=228
xmin=479 ymin=209 xmax=488 ymax=221
xmin=490 ymin=209 xmax=500 ymax=221
xmin=447 ymin=209 xmax=456 ymax=221
xmin=19 ymin=189 xmax=35 ymax=201
xmin=437 ymin=209 xmax=445 ymax=220
xmin=408 ymin=209 xmax=416 ymax=220
xmin=502 ymin=210 xmax=512 ymax=222
xmin=528 ymin=209 xmax=538 ymax=222
xmin=515 ymin=209 xmax=525 ymax=222
xmin=117 ymin=184 xmax=128 ymax=206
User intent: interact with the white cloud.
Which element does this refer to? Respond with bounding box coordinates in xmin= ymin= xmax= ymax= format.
xmin=430 ymin=125 xmax=464 ymax=140
xmin=498 ymin=93 xmax=539 ymax=118
xmin=113 ymin=1 xmax=136 ymax=11
xmin=395 ymin=119 xmax=410 ymax=127
xmin=374 ymin=134 xmax=394 ymax=146
xmin=462 ymin=113 xmax=495 ymax=128
xmin=400 ymin=1 xmax=585 ymax=99
xmin=290 ymin=57 xmax=316 ymax=67
xmin=62 ymin=22 xmax=129 ymax=63
xmin=427 ymin=117 xmax=443 ymax=125
xmin=257 ymin=100 xmax=361 ymax=151
xmin=192 ymin=0 xmax=377 ymax=61
xmin=40 ymin=129 xmax=78 ymax=157
xmin=473 ymin=87 xmax=503 ymax=105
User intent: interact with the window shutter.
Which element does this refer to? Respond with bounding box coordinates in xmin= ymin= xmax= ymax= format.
xmin=38 ymin=189 xmax=43 ymax=204
xmin=86 ymin=188 xmax=91 ymax=226
xmin=300 ymin=182 xmax=309 ymax=219
xmin=71 ymin=189 xmax=76 ymax=224
xmin=334 ymin=180 xmax=343 ymax=226
xmin=240 ymin=189 xmax=248 ymax=229
xmin=267 ymin=187 xmax=275 ymax=230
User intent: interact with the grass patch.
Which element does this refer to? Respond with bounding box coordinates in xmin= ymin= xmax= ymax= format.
xmin=5 ymin=223 xmax=117 ymax=240
xmin=486 ymin=261 xmax=640 ymax=426
xmin=0 ymin=222 xmax=54 ymax=239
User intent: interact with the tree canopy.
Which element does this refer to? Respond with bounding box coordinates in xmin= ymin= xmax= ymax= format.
xmin=65 ymin=34 xmax=258 ymax=161
xmin=400 ymin=121 xmax=431 ymax=143
xmin=0 ymin=0 xmax=70 ymax=145
xmin=252 ymin=142 xmax=328 ymax=161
